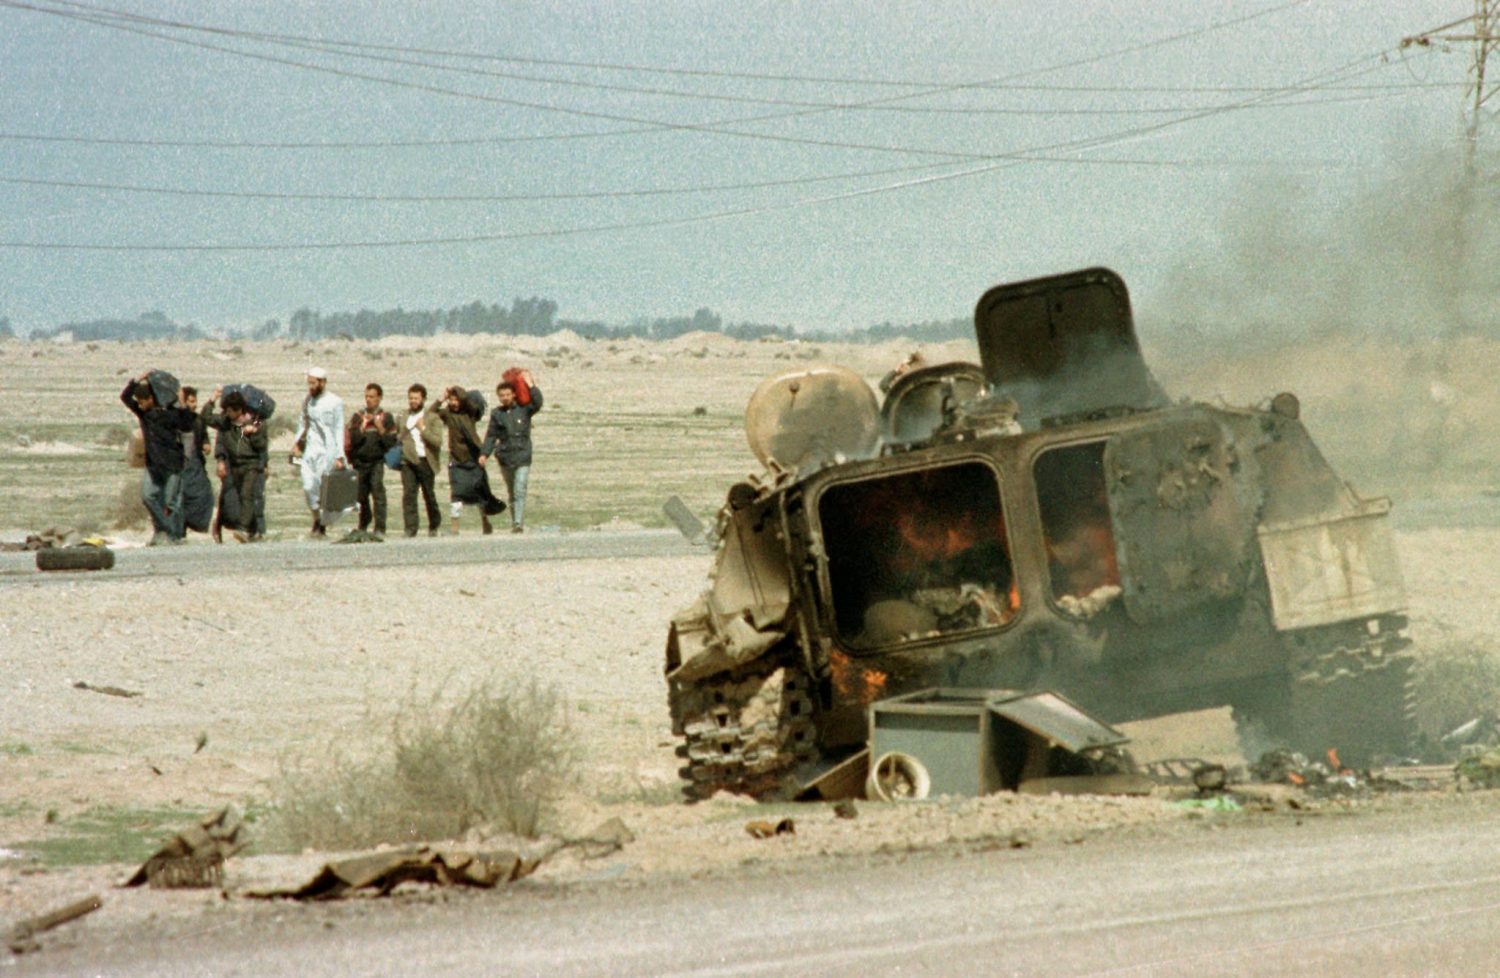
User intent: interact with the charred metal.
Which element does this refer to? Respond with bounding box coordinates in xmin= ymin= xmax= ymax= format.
xmin=666 ymin=267 xmax=1414 ymax=801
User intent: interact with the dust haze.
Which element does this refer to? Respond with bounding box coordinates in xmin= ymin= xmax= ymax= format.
xmin=1148 ymin=144 xmax=1500 ymax=344
xmin=1137 ymin=144 xmax=1500 ymax=499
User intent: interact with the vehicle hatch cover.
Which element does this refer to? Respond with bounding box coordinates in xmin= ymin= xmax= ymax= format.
xmin=973 ymin=267 xmax=1165 ymax=427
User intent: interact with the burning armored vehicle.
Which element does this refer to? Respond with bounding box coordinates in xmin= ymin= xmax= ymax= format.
xmin=665 ymin=268 xmax=1414 ymax=799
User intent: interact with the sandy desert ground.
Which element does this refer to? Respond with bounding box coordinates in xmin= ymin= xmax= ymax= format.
xmin=3 ymin=330 xmax=1500 ymax=962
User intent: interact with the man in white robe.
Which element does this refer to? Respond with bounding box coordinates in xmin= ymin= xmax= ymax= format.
xmin=291 ymin=367 xmax=347 ymax=537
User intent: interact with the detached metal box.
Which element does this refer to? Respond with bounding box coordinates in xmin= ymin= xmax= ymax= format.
xmin=870 ymin=688 xmax=1004 ymax=797
xmin=869 ymin=688 xmax=1128 ymax=798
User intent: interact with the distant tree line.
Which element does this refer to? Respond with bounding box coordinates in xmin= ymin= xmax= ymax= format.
xmin=11 ymin=298 xmax=975 ymax=345
xmin=29 ymin=310 xmax=206 ymax=343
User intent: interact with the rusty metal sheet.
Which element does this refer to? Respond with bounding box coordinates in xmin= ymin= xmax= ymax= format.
xmin=1258 ymin=499 xmax=1405 ymax=631
xmin=1104 ymin=413 xmax=1262 ymax=624
xmin=987 ymin=690 xmax=1128 ymax=753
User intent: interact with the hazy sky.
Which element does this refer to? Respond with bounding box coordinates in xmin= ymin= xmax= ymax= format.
xmin=0 ymin=0 xmax=1475 ymax=333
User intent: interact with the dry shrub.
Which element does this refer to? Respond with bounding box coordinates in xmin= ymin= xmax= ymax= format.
xmin=264 ymin=414 xmax=298 ymax=439
xmin=266 ymin=680 xmax=576 ymax=852
xmin=1412 ymin=637 xmax=1500 ymax=741
xmin=108 ymin=476 xmax=149 ymax=529
xmin=97 ymin=425 xmax=131 ymax=448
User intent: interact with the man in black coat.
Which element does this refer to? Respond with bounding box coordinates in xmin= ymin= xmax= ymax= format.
xmin=479 ymin=371 xmax=542 ymax=533
xmin=119 ymin=370 xmax=194 ymax=546
xmin=203 ymin=389 xmax=270 ymax=542
xmin=346 ymin=383 xmax=398 ymax=539
xmin=433 ymin=385 xmax=505 ymax=534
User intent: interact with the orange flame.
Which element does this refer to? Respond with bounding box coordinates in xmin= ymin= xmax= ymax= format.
xmin=829 ymin=650 xmax=888 ymax=705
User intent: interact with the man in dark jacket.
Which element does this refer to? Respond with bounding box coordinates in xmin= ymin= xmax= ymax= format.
xmin=398 ymin=383 xmax=443 ymax=538
xmin=478 ymin=371 xmax=542 ymax=533
xmin=433 ymin=386 xmax=505 ymax=534
xmin=202 ymin=389 xmax=269 ymax=542
xmin=120 ymin=371 xmax=194 ymax=545
xmin=346 ymin=383 xmax=397 ymax=539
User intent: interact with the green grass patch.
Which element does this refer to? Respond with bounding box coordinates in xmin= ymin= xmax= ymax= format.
xmin=17 ymin=805 xmax=203 ymax=867
xmin=54 ymin=741 xmax=114 ymax=756
xmin=0 ymin=743 xmax=34 ymax=756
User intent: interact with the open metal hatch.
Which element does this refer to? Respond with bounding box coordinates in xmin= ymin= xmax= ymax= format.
xmin=973 ymin=267 xmax=1166 ymax=427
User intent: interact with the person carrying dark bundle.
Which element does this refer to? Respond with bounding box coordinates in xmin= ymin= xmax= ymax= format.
xmin=432 ymin=385 xmax=505 ymax=534
xmin=202 ymin=388 xmax=269 ymax=542
xmin=119 ymin=370 xmax=194 ymax=546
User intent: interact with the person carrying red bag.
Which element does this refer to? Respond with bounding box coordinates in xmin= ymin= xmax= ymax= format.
xmin=479 ymin=368 xmax=542 ymax=533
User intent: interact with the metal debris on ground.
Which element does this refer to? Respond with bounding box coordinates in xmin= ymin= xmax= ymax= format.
xmin=1139 ymin=758 xmax=1219 ymax=786
xmin=1457 ymin=749 xmax=1500 ymax=789
xmin=6 ymin=894 xmax=103 ymax=955
xmin=1191 ymin=763 xmax=1229 ymax=794
xmin=1367 ymin=764 xmax=1455 ymax=791
xmin=744 ymin=818 xmax=796 ymax=839
xmin=662 ymin=495 xmax=710 ymax=545
xmin=865 ymin=688 xmax=1134 ymax=800
xmin=333 ymin=529 xmax=384 ymax=544
xmin=1250 ymin=749 xmax=1332 ymax=788
xmin=72 ymin=681 xmax=142 ymax=699
xmin=124 ymin=806 xmax=246 ymax=889
xmin=832 ymin=800 xmax=858 ymax=820
xmin=1244 ymin=748 xmax=1448 ymax=798
xmin=0 ymin=527 xmax=80 ymax=552
xmin=1442 ymin=713 xmax=1500 ymax=752
xmin=250 ymin=847 xmax=542 ymax=900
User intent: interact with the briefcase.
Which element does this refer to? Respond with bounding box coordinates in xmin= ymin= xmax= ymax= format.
xmin=318 ymin=468 xmax=359 ymax=515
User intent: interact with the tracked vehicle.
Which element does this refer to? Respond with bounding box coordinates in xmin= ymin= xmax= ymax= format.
xmin=665 ymin=268 xmax=1414 ymax=799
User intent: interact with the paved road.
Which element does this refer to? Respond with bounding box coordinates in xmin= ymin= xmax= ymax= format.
xmin=20 ymin=805 xmax=1500 ymax=977
xmin=0 ymin=530 xmax=698 ymax=585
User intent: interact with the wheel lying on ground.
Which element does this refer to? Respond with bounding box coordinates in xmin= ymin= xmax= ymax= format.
xmin=671 ymin=663 xmax=817 ymax=801
xmin=35 ymin=547 xmax=115 ymax=572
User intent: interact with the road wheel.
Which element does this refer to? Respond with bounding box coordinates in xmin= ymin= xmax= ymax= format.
xmin=674 ymin=663 xmax=817 ymax=801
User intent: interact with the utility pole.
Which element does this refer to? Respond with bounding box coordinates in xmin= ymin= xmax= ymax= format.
xmin=1402 ymin=5 xmax=1500 ymax=332
xmin=1403 ymin=2 xmax=1500 ymax=177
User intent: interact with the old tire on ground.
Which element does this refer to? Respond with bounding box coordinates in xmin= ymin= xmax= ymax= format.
xmin=673 ymin=663 xmax=817 ymax=801
xmin=35 ymin=547 xmax=115 ymax=572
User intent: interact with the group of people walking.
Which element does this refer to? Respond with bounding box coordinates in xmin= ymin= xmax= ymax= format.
xmin=120 ymin=366 xmax=541 ymax=544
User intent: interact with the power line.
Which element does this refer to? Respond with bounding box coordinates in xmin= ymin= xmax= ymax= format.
xmin=9 ymin=0 xmax=1425 ymax=119
xmin=0 ymin=48 xmax=1415 ymax=252
xmin=21 ymin=0 xmax=1326 ymax=93
xmin=0 ymin=0 xmax=1329 ymax=163
xmin=0 ymin=155 xmax=1364 ymax=205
